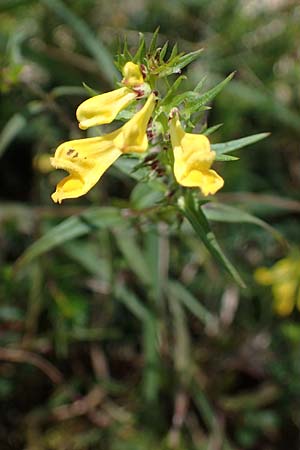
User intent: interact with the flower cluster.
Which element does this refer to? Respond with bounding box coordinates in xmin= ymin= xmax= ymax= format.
xmin=51 ymin=61 xmax=224 ymax=203
xmin=255 ymin=254 xmax=300 ymax=316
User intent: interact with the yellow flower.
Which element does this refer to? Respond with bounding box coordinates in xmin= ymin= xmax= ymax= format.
xmin=122 ymin=61 xmax=144 ymax=87
xmin=76 ymin=87 xmax=137 ymax=130
xmin=76 ymin=62 xmax=144 ymax=130
xmin=169 ymin=113 xmax=224 ymax=196
xmin=255 ymin=256 xmax=300 ymax=316
xmin=51 ymin=93 xmax=156 ymax=203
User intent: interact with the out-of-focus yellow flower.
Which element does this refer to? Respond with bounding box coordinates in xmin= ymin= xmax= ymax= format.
xmin=76 ymin=62 xmax=144 ymax=130
xmin=169 ymin=113 xmax=224 ymax=196
xmin=33 ymin=153 xmax=53 ymax=173
xmin=255 ymin=256 xmax=300 ymax=316
xmin=51 ymin=93 xmax=155 ymax=203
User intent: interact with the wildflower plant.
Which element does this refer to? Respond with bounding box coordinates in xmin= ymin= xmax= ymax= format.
xmin=22 ymin=31 xmax=271 ymax=287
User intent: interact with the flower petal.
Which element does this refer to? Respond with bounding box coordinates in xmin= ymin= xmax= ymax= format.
xmin=51 ymin=94 xmax=156 ymax=202
xmin=76 ymin=87 xmax=136 ymax=130
xmin=254 ymin=267 xmax=274 ymax=285
xmin=177 ymin=168 xmax=224 ymax=195
xmin=170 ymin=115 xmax=223 ymax=195
xmin=51 ymin=136 xmax=121 ymax=203
xmin=115 ymin=93 xmax=156 ymax=153
xmin=273 ymin=282 xmax=296 ymax=316
xmin=122 ymin=62 xmax=144 ymax=87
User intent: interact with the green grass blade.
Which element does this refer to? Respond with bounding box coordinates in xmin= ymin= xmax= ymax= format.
xmin=15 ymin=208 xmax=123 ymax=270
xmin=168 ymin=280 xmax=217 ymax=328
xmin=143 ymin=316 xmax=160 ymax=402
xmin=115 ymin=283 xmax=150 ymax=321
xmin=114 ymin=229 xmax=152 ymax=286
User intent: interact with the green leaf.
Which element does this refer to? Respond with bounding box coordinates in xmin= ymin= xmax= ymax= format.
xmin=0 ymin=113 xmax=26 ymax=158
xmin=212 ymin=132 xmax=270 ymax=155
xmin=169 ymin=42 xmax=178 ymax=60
xmin=15 ymin=208 xmax=123 ymax=270
xmin=159 ymin=41 xmax=169 ymax=62
xmin=63 ymin=241 xmax=110 ymax=279
xmin=196 ymin=72 xmax=235 ymax=104
xmin=215 ymin=154 xmax=239 ymax=161
xmin=148 ymin=27 xmax=160 ymax=55
xmin=159 ymin=75 xmax=186 ymax=107
xmin=51 ymin=85 xmax=87 ymax=98
xmin=168 ymin=291 xmax=191 ymax=377
xmin=115 ymin=283 xmax=150 ymax=322
xmin=133 ymin=32 xmax=146 ymax=62
xmin=178 ymin=194 xmax=245 ymax=288
xmin=203 ymin=203 xmax=285 ymax=245
xmin=143 ymin=315 xmax=160 ymax=402
xmin=130 ymin=182 xmax=165 ymax=209
xmin=183 ymin=73 xmax=235 ymax=114
xmin=158 ymin=49 xmax=203 ymax=77
xmin=203 ymin=123 xmax=223 ymax=136
xmin=115 ymin=283 xmax=160 ymax=402
xmin=114 ymin=156 xmax=147 ymax=181
xmin=194 ymin=75 xmax=207 ymax=93
xmin=40 ymin=0 xmax=118 ymax=85
xmin=82 ymin=82 xmax=99 ymax=97
xmin=114 ymin=229 xmax=152 ymax=286
xmin=168 ymin=280 xmax=217 ymax=328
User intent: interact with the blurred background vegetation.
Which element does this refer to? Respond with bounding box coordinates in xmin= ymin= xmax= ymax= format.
xmin=1 ymin=0 xmax=300 ymax=449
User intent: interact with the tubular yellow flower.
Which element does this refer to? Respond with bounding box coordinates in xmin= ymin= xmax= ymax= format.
xmin=51 ymin=93 xmax=156 ymax=203
xmin=255 ymin=256 xmax=300 ymax=316
xmin=169 ymin=114 xmax=224 ymax=196
xmin=76 ymin=62 xmax=144 ymax=130
xmin=76 ymin=87 xmax=136 ymax=130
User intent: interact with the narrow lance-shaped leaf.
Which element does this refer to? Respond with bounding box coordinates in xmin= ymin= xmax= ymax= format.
xmin=168 ymin=280 xmax=218 ymax=328
xmin=114 ymin=229 xmax=152 ymax=286
xmin=194 ymin=75 xmax=207 ymax=93
xmin=203 ymin=203 xmax=286 ymax=246
xmin=158 ymin=49 xmax=203 ymax=77
xmin=202 ymin=123 xmax=223 ymax=136
xmin=174 ymin=72 xmax=235 ymax=115
xmin=195 ymin=72 xmax=235 ymax=106
xmin=178 ymin=194 xmax=245 ymax=288
xmin=15 ymin=208 xmax=123 ymax=270
xmin=148 ymin=27 xmax=160 ymax=54
xmin=212 ymin=132 xmax=270 ymax=156
xmin=159 ymin=75 xmax=186 ymax=107
xmin=133 ymin=32 xmax=146 ymax=62
xmin=169 ymin=42 xmax=178 ymax=60
xmin=159 ymin=40 xmax=169 ymax=62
